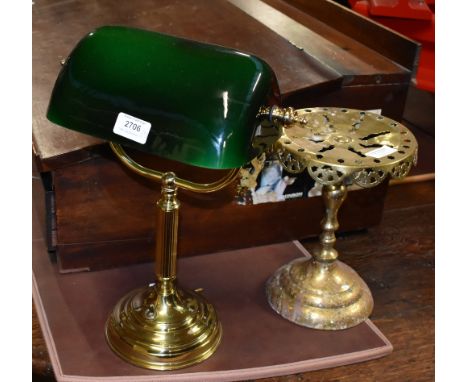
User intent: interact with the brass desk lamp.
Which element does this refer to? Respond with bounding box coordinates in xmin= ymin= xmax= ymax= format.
xmin=46 ymin=26 xmax=299 ymax=370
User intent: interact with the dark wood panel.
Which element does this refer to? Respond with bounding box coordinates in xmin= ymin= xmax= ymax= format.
xmin=53 ymin=146 xmax=388 ymax=271
xmin=243 ymin=0 xmax=411 ymax=84
xmin=283 ymin=82 xmax=410 ymax=121
xmin=384 ymin=180 xmax=434 ymax=211
xmin=280 ymin=0 xmax=420 ymax=71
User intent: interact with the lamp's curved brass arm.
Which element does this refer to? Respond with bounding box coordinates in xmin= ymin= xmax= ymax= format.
xmin=110 ymin=143 xmax=240 ymax=193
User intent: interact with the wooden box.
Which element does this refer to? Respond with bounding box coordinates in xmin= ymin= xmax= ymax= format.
xmin=32 ymin=0 xmax=419 ymax=272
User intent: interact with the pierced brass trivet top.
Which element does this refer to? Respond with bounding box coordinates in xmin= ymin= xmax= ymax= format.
xmin=276 ymin=107 xmax=417 ymax=187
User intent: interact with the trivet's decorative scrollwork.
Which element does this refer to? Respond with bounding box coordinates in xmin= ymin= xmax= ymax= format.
xmin=266 ymin=107 xmax=418 ymax=331
xmin=277 ymin=146 xmax=306 ymax=174
xmin=353 ymin=168 xmax=387 ymax=188
xmin=307 ymin=164 xmax=346 ymax=185
xmin=272 ymin=107 xmax=418 ymax=188
xmin=391 ymin=160 xmax=412 ymax=179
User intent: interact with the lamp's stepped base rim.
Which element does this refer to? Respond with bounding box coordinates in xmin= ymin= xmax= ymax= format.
xmin=105 ymin=285 xmax=222 ymax=370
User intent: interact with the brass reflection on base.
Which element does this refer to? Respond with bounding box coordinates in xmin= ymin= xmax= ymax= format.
xmin=266 ymin=107 xmax=418 ymax=330
xmin=266 ymin=184 xmax=373 ymax=330
xmin=105 ymin=284 xmax=222 ymax=370
xmin=104 ymin=150 xmax=233 ymax=370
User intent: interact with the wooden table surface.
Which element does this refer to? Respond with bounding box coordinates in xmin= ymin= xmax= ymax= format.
xmin=32 ymin=180 xmax=435 ymax=381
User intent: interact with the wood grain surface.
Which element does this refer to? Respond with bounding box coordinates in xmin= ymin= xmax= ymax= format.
xmin=278 ymin=0 xmax=420 ymax=71
xmin=32 ymin=180 xmax=435 ymax=381
xmin=51 ymin=145 xmax=388 ymax=272
xmin=241 ymin=0 xmax=411 ymax=82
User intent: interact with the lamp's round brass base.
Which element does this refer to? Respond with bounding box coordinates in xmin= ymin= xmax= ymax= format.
xmin=266 ymin=257 xmax=373 ymax=330
xmin=105 ymin=284 xmax=222 ymax=370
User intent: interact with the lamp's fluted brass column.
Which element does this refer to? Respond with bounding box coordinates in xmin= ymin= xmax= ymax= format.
xmin=155 ymin=173 xmax=180 ymax=282
xmin=105 ymin=172 xmax=222 ymax=370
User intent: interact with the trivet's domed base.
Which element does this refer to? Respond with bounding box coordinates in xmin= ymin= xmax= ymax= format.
xmin=266 ymin=257 xmax=373 ymax=330
xmin=105 ymin=283 xmax=222 ymax=370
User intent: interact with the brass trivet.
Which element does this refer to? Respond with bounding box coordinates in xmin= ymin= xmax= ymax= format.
xmin=266 ymin=107 xmax=418 ymax=330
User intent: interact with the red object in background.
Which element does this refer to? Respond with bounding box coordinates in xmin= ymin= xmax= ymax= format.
xmin=349 ymin=0 xmax=435 ymax=93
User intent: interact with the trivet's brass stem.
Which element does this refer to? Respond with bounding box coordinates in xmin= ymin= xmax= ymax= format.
xmin=315 ymin=184 xmax=347 ymax=264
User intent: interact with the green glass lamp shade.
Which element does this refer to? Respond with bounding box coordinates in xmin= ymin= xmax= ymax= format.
xmin=47 ymin=26 xmax=281 ymax=169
